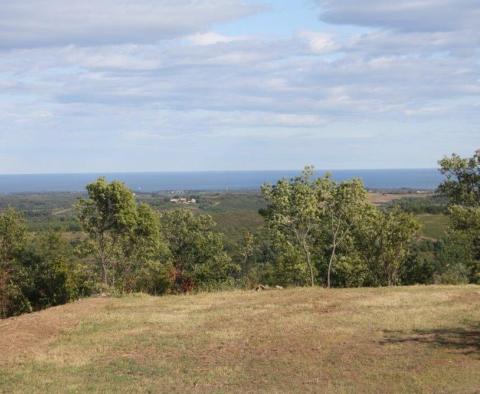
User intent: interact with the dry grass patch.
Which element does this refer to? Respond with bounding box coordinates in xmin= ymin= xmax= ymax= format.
xmin=0 ymin=286 xmax=479 ymax=393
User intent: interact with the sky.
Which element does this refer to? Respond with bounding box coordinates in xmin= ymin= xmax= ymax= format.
xmin=0 ymin=0 xmax=479 ymax=174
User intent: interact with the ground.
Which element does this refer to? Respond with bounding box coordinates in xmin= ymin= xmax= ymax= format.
xmin=1 ymin=286 xmax=479 ymax=393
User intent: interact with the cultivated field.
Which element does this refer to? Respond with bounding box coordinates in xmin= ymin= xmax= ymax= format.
xmin=1 ymin=286 xmax=479 ymax=393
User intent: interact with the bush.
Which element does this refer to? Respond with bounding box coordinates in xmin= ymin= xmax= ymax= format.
xmin=135 ymin=260 xmax=173 ymax=295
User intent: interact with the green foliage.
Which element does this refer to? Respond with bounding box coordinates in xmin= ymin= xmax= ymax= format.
xmin=0 ymin=209 xmax=30 ymax=318
xmin=438 ymin=150 xmax=480 ymax=207
xmin=359 ymin=207 xmax=420 ymax=286
xmin=1 ymin=208 xmax=87 ymax=318
xmin=260 ymin=167 xmax=419 ymax=288
xmin=331 ymin=254 xmax=370 ymax=288
xmin=321 ymin=178 xmax=371 ymax=288
xmin=160 ymin=209 xmax=237 ymax=292
xmin=4 ymin=154 xmax=480 ymax=319
xmin=19 ymin=232 xmax=80 ymax=309
xmin=441 ymin=207 xmax=480 ymax=283
xmin=434 ymin=232 xmax=471 ymax=284
xmin=0 ymin=262 xmax=32 ymax=318
xmin=387 ymin=196 xmax=447 ymax=214
xmin=401 ymin=240 xmax=437 ymax=285
xmin=437 ymin=150 xmax=480 ymax=284
xmin=261 ymin=166 xmax=320 ymax=286
xmin=135 ymin=260 xmax=174 ymax=295
xmin=76 ymin=178 xmax=139 ymax=287
xmin=0 ymin=208 xmax=27 ymax=262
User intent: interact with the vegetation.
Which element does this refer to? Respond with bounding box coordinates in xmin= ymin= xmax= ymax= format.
xmin=0 ymin=209 xmax=88 ymax=318
xmin=1 ymin=286 xmax=479 ymax=392
xmin=259 ymin=168 xmax=420 ymax=288
xmin=1 ymin=150 xmax=480 ymax=318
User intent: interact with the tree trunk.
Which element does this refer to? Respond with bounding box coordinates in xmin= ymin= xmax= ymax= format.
xmin=305 ymin=248 xmax=315 ymax=287
xmin=327 ymin=241 xmax=337 ymax=289
xmin=101 ymin=259 xmax=108 ymax=287
xmin=99 ymin=238 xmax=108 ymax=287
xmin=295 ymin=229 xmax=315 ymax=287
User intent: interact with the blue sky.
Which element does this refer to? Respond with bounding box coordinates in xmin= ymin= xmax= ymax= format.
xmin=0 ymin=0 xmax=479 ymax=173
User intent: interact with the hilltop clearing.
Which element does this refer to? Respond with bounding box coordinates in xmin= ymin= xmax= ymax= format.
xmin=1 ymin=286 xmax=479 ymax=393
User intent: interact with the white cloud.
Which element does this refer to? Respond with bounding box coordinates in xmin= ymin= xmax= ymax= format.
xmin=298 ymin=31 xmax=338 ymax=53
xmin=317 ymin=0 xmax=480 ymax=32
xmin=0 ymin=0 xmax=261 ymax=49
xmin=1 ymin=0 xmax=479 ymax=172
xmin=186 ymin=32 xmax=248 ymax=46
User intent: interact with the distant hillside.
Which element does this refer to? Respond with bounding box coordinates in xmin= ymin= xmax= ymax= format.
xmin=1 ymin=286 xmax=479 ymax=393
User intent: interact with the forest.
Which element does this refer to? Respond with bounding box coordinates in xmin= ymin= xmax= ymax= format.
xmin=1 ymin=151 xmax=479 ymax=318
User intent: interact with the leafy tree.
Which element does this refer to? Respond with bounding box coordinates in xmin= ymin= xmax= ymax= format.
xmin=438 ymin=150 xmax=480 ymax=283
xmin=438 ymin=150 xmax=480 ymax=207
xmin=19 ymin=232 xmax=79 ymax=309
xmin=0 ymin=209 xmax=30 ymax=318
xmin=0 ymin=208 xmax=26 ymax=262
xmin=321 ymin=179 xmax=370 ymax=288
xmin=261 ymin=167 xmax=320 ymax=286
xmin=400 ymin=240 xmax=437 ymax=285
xmin=1 ymin=211 xmax=82 ymax=317
xmin=76 ymin=178 xmax=138 ymax=287
xmin=434 ymin=232 xmax=472 ymax=284
xmin=159 ymin=209 xmax=236 ymax=292
xmin=444 ymin=206 xmax=480 ymax=283
xmin=360 ymin=208 xmax=420 ymax=286
xmin=0 ymin=265 xmax=32 ymax=318
xmin=118 ymin=203 xmax=170 ymax=292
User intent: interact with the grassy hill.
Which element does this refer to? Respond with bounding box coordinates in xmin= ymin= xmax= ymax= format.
xmin=1 ymin=286 xmax=479 ymax=393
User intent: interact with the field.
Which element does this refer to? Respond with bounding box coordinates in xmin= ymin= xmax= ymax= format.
xmin=1 ymin=286 xmax=479 ymax=393
xmin=0 ymin=191 xmax=449 ymax=244
xmin=417 ymin=214 xmax=450 ymax=240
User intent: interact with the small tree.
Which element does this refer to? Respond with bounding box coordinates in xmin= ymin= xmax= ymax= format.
xmin=261 ymin=167 xmax=320 ymax=286
xmin=438 ymin=150 xmax=480 ymax=207
xmin=438 ymin=150 xmax=480 ymax=283
xmin=20 ymin=232 xmax=79 ymax=309
xmin=0 ymin=209 xmax=30 ymax=318
xmin=120 ymin=203 xmax=170 ymax=292
xmin=76 ymin=178 xmax=138 ymax=287
xmin=321 ymin=178 xmax=370 ymax=288
xmin=159 ymin=209 xmax=236 ymax=292
xmin=0 ymin=208 xmax=26 ymax=263
xmin=361 ymin=208 xmax=420 ymax=286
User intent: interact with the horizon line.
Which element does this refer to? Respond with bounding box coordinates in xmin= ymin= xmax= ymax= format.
xmin=0 ymin=168 xmax=440 ymax=176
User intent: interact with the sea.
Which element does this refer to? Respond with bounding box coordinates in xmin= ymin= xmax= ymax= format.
xmin=0 ymin=169 xmax=444 ymax=194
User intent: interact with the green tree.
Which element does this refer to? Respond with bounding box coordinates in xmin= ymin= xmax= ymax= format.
xmin=159 ymin=209 xmax=236 ymax=292
xmin=444 ymin=205 xmax=480 ymax=282
xmin=438 ymin=150 xmax=480 ymax=207
xmin=20 ymin=232 xmax=79 ymax=309
xmin=321 ymin=179 xmax=370 ymax=288
xmin=261 ymin=167 xmax=319 ymax=286
xmin=76 ymin=178 xmax=138 ymax=287
xmin=120 ymin=203 xmax=170 ymax=292
xmin=360 ymin=208 xmax=420 ymax=286
xmin=0 ymin=209 xmax=30 ymax=318
xmin=0 ymin=208 xmax=27 ymax=262
xmin=438 ymin=150 xmax=480 ymax=283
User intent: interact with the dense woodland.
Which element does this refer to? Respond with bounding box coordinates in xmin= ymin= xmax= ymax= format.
xmin=1 ymin=151 xmax=479 ymax=318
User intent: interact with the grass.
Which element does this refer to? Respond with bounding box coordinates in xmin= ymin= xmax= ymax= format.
xmin=417 ymin=214 xmax=450 ymax=239
xmin=1 ymin=286 xmax=479 ymax=393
